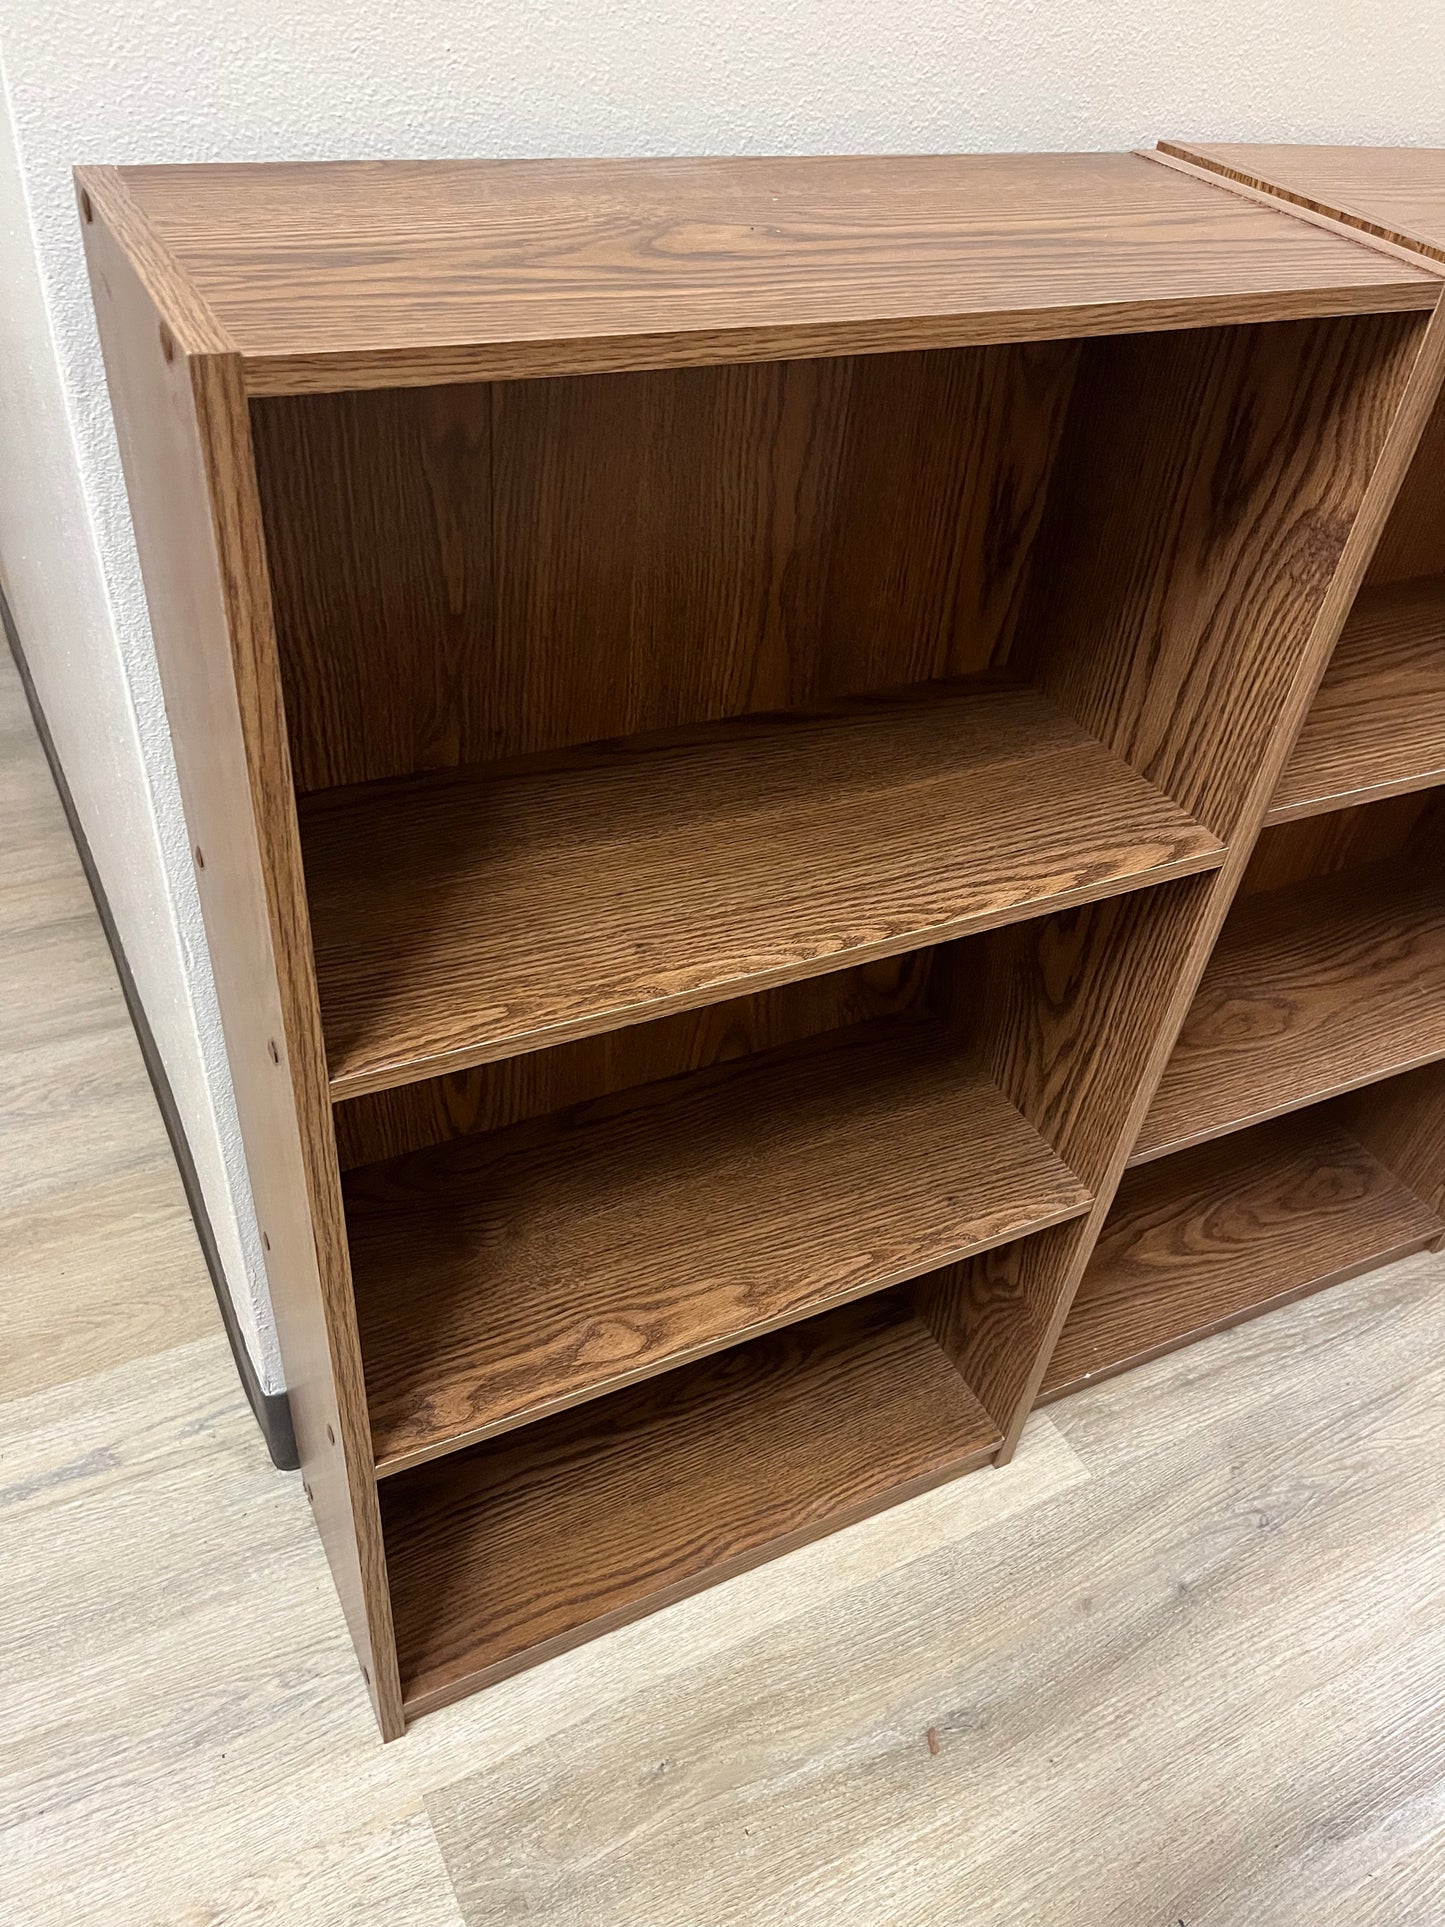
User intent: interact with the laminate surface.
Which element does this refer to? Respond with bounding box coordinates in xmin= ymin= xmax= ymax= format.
xmin=1136 ymin=859 xmax=1445 ymax=1161
xmin=1042 ymin=1116 xmax=1441 ymax=1400
xmin=380 ymin=1295 xmax=1002 ymax=1711
xmin=20 ymin=142 xmax=1445 ymax=1918
xmin=1161 ymin=143 xmax=1445 ymax=264
xmin=426 ymin=1253 xmax=1445 ymax=1926
xmin=252 ymin=340 xmax=1081 ymax=793
xmin=350 ymin=1020 xmax=1089 ymax=1472
xmin=80 ymin=187 xmax=404 ymax=1731
xmin=0 ymin=647 xmax=220 ymax=1396
xmin=84 ymin=152 xmax=1438 ymax=393
xmin=1267 ymin=574 xmax=1445 ymax=822
xmin=301 ymin=680 xmax=1224 ymax=1098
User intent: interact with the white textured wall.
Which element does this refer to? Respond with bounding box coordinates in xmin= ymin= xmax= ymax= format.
xmin=0 ymin=52 xmax=276 ymax=1386
xmin=0 ymin=0 xmax=1443 ymax=1394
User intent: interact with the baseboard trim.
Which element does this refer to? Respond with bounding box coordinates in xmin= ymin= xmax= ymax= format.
xmin=2 ymin=583 xmax=298 ymax=1471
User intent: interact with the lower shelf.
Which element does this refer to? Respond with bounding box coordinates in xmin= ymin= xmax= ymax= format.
xmin=1040 ymin=1113 xmax=1442 ymax=1403
xmin=380 ymin=1293 xmax=1000 ymax=1716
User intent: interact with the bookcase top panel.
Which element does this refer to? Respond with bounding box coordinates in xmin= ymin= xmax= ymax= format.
xmin=80 ymin=150 xmax=1438 ymax=395
xmin=1162 ymin=144 xmax=1445 ymax=266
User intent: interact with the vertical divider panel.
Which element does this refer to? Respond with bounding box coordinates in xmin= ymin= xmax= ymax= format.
xmin=77 ymin=170 xmax=405 ymax=1736
xmin=919 ymin=299 xmax=1445 ymax=1458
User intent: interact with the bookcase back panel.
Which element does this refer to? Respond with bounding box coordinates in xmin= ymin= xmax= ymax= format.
xmin=1136 ymin=791 xmax=1445 ymax=1167
xmin=1239 ymin=789 xmax=1442 ymax=897
xmin=332 ymin=946 xmax=940 ymax=1170
xmin=1025 ymin=309 xmax=1429 ymax=841
xmin=910 ymin=869 xmax=1219 ymax=1434
xmin=251 ymin=339 xmax=1081 ymax=793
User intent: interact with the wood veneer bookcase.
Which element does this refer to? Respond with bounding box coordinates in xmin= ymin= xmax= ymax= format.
xmin=77 ymin=150 xmax=1445 ymax=1737
xmin=1041 ymin=147 xmax=1445 ymax=1404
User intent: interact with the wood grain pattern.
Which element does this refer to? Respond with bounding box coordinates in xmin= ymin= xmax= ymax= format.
xmin=252 ymin=342 xmax=1080 ymax=792
xmin=332 ymin=951 xmax=932 ymax=1172
xmin=76 ymin=148 xmax=1445 ymax=1743
xmin=1141 ymin=145 xmax=1445 ymax=275
xmin=348 ymin=1019 xmax=1091 ymax=1474
xmin=1369 ymin=399 xmax=1445 ymax=586
xmin=1041 ymin=1115 xmax=1441 ymax=1400
xmin=1028 ymin=310 xmax=1428 ymax=840
xmin=1267 ymin=574 xmax=1445 ymax=822
xmin=1136 ymin=859 xmax=1445 ymax=1163
xmin=99 ymin=153 xmax=1437 ymax=395
xmin=1334 ymin=1060 xmax=1445 ymax=1224
xmin=425 ymin=1254 xmax=1445 ymax=1927
xmin=1001 ymin=292 xmax=1445 ymax=1449
xmin=920 ymin=300 xmax=1445 ymax=1457
xmin=914 ymin=873 xmax=1218 ymax=1432
xmin=379 ymin=1294 xmax=1001 ymax=1713
xmin=1160 ymin=143 xmax=1445 ymax=266
xmin=1239 ymin=790 xmax=1434 ymax=899
xmin=78 ymin=173 xmax=405 ymax=1733
xmin=302 ymin=680 xmax=1224 ymax=1099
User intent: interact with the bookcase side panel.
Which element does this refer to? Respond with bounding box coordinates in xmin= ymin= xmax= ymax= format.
xmin=1030 ymin=311 xmax=1430 ymax=841
xmin=950 ymin=299 xmax=1445 ymax=1454
xmin=79 ymin=184 xmax=404 ymax=1735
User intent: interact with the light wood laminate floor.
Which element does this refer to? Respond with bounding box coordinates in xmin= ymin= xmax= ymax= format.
xmin=2 ymin=638 xmax=1443 ymax=1924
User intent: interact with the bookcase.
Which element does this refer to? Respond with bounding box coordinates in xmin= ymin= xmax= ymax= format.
xmin=78 ymin=150 xmax=1445 ymax=1737
xmin=1042 ymin=146 xmax=1445 ymax=1405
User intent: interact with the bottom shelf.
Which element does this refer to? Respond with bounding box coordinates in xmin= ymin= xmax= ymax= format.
xmin=381 ymin=1293 xmax=1000 ymax=1715
xmin=1040 ymin=1114 xmax=1443 ymax=1403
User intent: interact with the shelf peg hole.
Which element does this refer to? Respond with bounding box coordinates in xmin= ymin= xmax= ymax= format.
xmin=158 ymin=322 xmax=176 ymax=363
xmin=261 ymin=1231 xmax=271 ymax=1252
xmin=326 ymin=1423 xmax=336 ymax=1445
xmin=361 ymin=1665 xmax=371 ymax=1687
xmin=194 ymin=846 xmax=205 ymax=869
xmin=79 ymin=188 xmax=94 ymax=223
xmin=268 ymin=1038 xmax=280 ymax=1064
xmin=303 ymin=1483 xmax=312 ymax=1504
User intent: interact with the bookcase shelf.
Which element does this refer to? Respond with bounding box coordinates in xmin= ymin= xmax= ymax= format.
xmin=302 ymin=679 xmax=1223 ymax=1101
xmin=380 ymin=1292 xmax=1002 ymax=1714
xmin=1135 ymin=857 xmax=1445 ymax=1163
xmin=1042 ymin=1110 xmax=1442 ymax=1403
xmin=80 ymin=146 xmax=1445 ymax=1737
xmin=1266 ymin=574 xmax=1445 ymax=825
xmin=349 ymin=1015 xmax=1091 ymax=1475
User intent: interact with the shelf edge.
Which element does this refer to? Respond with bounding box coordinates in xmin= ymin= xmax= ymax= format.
xmin=370 ymin=1186 xmax=1092 ymax=1479
xmin=327 ymin=841 xmax=1229 ymax=1103
xmin=1039 ymin=1227 xmax=1439 ymax=1405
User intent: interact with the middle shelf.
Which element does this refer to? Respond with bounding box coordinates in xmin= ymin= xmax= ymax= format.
xmin=299 ymin=677 xmax=1224 ymax=1100
xmin=347 ymin=1014 xmax=1093 ymax=1475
